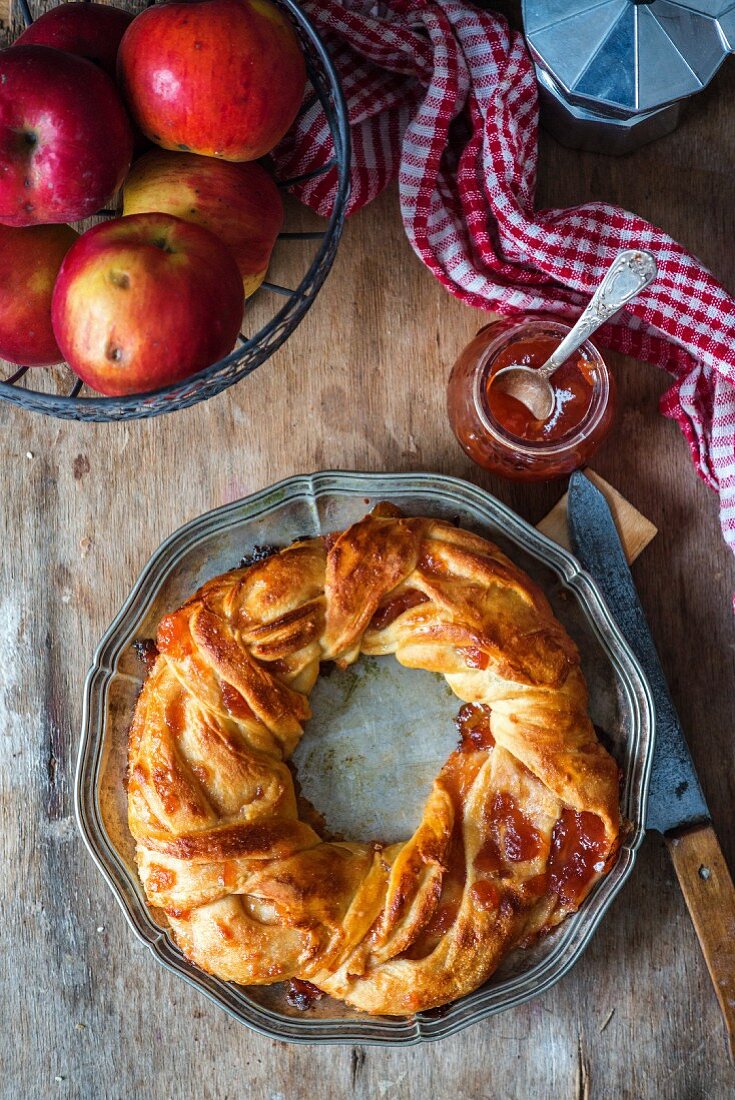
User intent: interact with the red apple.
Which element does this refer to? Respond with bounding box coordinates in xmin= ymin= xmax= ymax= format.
xmin=15 ymin=3 xmax=133 ymax=80
xmin=0 ymin=223 xmax=78 ymax=365
xmin=122 ymin=149 xmax=283 ymax=297
xmin=118 ymin=0 xmax=306 ymax=162
xmin=0 ymin=45 xmax=133 ymax=226
xmin=51 ymin=213 xmax=244 ymax=396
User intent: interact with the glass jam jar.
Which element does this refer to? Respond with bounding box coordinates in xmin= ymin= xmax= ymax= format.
xmin=447 ymin=315 xmax=616 ymax=481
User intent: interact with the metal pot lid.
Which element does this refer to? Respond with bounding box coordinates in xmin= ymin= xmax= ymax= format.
xmin=523 ymin=0 xmax=735 ymax=117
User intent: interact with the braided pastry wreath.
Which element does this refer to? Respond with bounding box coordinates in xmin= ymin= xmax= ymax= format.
xmin=128 ymin=504 xmax=621 ymax=1015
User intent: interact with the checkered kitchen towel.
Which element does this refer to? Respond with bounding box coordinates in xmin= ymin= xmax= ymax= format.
xmin=274 ymin=0 xmax=735 ymax=564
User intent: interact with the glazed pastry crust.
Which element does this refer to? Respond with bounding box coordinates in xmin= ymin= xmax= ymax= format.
xmin=128 ymin=505 xmax=621 ymax=1015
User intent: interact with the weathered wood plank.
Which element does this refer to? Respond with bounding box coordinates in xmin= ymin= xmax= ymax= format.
xmin=1 ymin=1 xmax=735 ymax=1098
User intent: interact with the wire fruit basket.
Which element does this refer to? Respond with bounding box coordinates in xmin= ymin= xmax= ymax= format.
xmin=0 ymin=0 xmax=350 ymax=422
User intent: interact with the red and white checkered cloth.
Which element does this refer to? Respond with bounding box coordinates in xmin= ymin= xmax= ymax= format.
xmin=275 ymin=0 xmax=735 ymax=563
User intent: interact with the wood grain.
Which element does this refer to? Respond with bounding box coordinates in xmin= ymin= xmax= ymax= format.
xmin=2 ymin=2 xmax=735 ymax=1098
xmin=666 ymin=826 xmax=735 ymax=1062
xmin=537 ymin=468 xmax=657 ymax=563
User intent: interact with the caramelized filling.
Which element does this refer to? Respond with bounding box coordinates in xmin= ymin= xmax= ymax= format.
xmin=238 ymin=544 xmax=280 ymax=569
xmin=522 ymin=872 xmax=549 ymax=899
xmin=548 ymin=808 xmax=608 ymax=907
xmin=147 ymin=864 xmax=176 ymax=893
xmin=220 ymin=862 xmax=237 ymax=889
xmin=455 ymin=702 xmax=495 ymax=752
xmin=164 ymin=693 xmax=186 ymax=739
xmin=474 ymin=792 xmax=543 ymax=880
xmin=470 ymin=880 xmax=500 ymax=911
xmin=474 ymin=837 xmax=503 ymax=875
xmin=285 ymin=978 xmax=326 ymax=1011
xmin=370 ymin=588 xmax=429 ymax=630
xmin=421 ymin=900 xmax=460 ymax=937
xmin=133 ymin=638 xmax=159 ymax=673
xmin=156 ymin=612 xmax=191 ymax=659
xmin=263 ymin=657 xmax=290 ymax=677
xmin=492 ymin=792 xmax=544 ymax=863
xmin=462 ymin=647 xmax=489 ymax=670
xmin=219 ymin=680 xmax=253 ymax=720
xmin=440 ymin=751 xmax=486 ymax=808
xmin=418 ymin=547 xmax=446 ymax=576
xmin=214 ymin=918 xmax=235 ymax=943
xmin=470 ymin=802 xmax=606 ymax=918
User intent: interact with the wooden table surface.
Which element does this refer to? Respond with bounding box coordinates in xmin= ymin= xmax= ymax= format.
xmin=2 ymin=3 xmax=735 ymax=1097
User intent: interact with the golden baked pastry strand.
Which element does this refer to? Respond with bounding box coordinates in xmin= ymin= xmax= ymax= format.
xmin=128 ymin=505 xmax=621 ymax=1015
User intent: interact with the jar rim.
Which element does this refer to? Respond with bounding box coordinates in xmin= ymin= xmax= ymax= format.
xmin=472 ymin=317 xmax=611 ymax=457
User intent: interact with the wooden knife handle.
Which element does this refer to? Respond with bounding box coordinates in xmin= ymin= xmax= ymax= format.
xmin=665 ymin=824 xmax=735 ymax=1060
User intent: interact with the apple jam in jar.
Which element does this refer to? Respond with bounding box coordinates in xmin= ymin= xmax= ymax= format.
xmin=447 ymin=316 xmax=616 ymax=481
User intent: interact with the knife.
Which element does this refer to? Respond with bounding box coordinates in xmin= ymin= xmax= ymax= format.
xmin=567 ymin=470 xmax=735 ymax=1059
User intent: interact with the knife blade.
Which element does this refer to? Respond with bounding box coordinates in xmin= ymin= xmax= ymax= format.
xmin=566 ymin=470 xmax=708 ymax=833
xmin=567 ymin=469 xmax=735 ymax=1060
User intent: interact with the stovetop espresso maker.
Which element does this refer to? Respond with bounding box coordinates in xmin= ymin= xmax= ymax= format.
xmin=522 ymin=0 xmax=735 ymax=152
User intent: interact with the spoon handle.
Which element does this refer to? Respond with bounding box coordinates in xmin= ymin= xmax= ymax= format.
xmin=541 ymin=249 xmax=658 ymax=378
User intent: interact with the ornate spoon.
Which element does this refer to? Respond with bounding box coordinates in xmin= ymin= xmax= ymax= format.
xmin=491 ymin=249 xmax=658 ymax=421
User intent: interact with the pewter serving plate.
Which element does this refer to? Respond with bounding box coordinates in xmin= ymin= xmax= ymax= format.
xmin=75 ymin=471 xmax=655 ymax=1046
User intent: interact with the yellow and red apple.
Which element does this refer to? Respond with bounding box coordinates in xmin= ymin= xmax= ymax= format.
xmin=118 ymin=0 xmax=306 ymax=162
xmin=122 ymin=150 xmax=283 ymax=297
xmin=51 ymin=213 xmax=244 ymax=396
xmin=15 ymin=3 xmax=133 ymax=80
xmin=0 ymin=223 xmax=78 ymax=365
xmin=0 ymin=45 xmax=133 ymax=226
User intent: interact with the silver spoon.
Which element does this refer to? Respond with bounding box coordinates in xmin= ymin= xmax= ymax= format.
xmin=491 ymin=249 xmax=658 ymax=421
